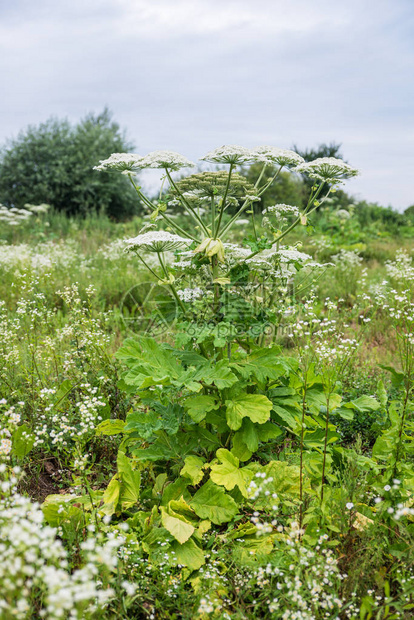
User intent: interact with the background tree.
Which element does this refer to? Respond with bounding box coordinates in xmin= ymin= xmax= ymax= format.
xmin=404 ymin=204 xmax=414 ymax=222
xmin=0 ymin=109 xmax=140 ymax=219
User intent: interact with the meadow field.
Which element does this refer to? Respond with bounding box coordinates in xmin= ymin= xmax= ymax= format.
xmin=1 ymin=150 xmax=414 ymax=619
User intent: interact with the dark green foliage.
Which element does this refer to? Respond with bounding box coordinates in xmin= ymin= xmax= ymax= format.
xmin=353 ymin=201 xmax=410 ymax=235
xmin=405 ymin=204 xmax=414 ymax=220
xmin=0 ymin=109 xmax=140 ymax=219
xmin=292 ymin=141 xmax=344 ymax=162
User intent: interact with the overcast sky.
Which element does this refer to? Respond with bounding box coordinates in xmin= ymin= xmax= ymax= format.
xmin=1 ymin=0 xmax=413 ymax=210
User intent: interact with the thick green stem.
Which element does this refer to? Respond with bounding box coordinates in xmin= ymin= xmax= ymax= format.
xmin=214 ymin=164 xmax=234 ymax=238
xmin=157 ymin=252 xmax=187 ymax=315
xmin=220 ymin=165 xmax=283 ymax=240
xmin=254 ymin=163 xmax=267 ymax=188
xmin=165 ymin=169 xmax=209 ymax=235
xmin=127 ymin=174 xmax=199 ymax=242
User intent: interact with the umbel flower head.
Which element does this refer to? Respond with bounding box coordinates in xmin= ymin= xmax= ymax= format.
xmin=124 ymin=231 xmax=192 ymax=253
xmin=200 ymin=145 xmax=257 ymax=165
xmin=253 ymin=146 xmax=305 ymax=167
xmin=295 ymin=157 xmax=359 ymax=184
xmin=138 ymin=150 xmax=195 ymax=170
xmin=173 ymin=171 xmax=255 ymax=200
xmin=93 ymin=153 xmax=144 ymax=172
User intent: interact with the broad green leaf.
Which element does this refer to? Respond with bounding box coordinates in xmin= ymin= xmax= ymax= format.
xmin=102 ymin=476 xmax=121 ymax=516
xmin=210 ymin=449 xmax=252 ymax=496
xmin=180 ymin=455 xmax=206 ymax=485
xmin=12 ymin=424 xmax=34 ymax=458
xmin=132 ymin=442 xmax=176 ymax=462
xmin=303 ymin=427 xmax=340 ymax=448
xmin=116 ymin=337 xmax=183 ymax=388
xmin=125 ymin=411 xmax=163 ymax=439
xmin=244 ymin=460 xmax=304 ymax=509
xmin=379 ymin=364 xmax=405 ymax=389
xmin=333 ymin=407 xmax=354 ymax=421
xmin=160 ymin=506 xmax=195 ymax=544
xmin=42 ymin=494 xmax=81 ymax=526
xmin=349 ymin=396 xmax=380 ymax=412
xmin=225 ymin=393 xmax=272 ymax=430
xmin=190 ymin=480 xmax=239 ymax=525
xmin=305 ymin=390 xmax=342 ymax=413
xmin=245 ymin=347 xmax=293 ymax=382
xmin=162 ymin=478 xmax=191 ymax=505
xmin=153 ymin=473 xmax=168 ymax=498
xmin=232 ymin=535 xmax=274 ymax=563
xmin=231 ymin=432 xmax=253 ymax=462
xmin=95 ymin=419 xmax=126 ymax=436
xmin=271 ymin=405 xmax=300 ymax=433
xmin=145 ymin=401 xmax=185 ymax=435
xmin=117 ymin=451 xmax=141 ymax=508
xmin=170 ymin=538 xmax=205 ymax=570
xmin=183 ymin=395 xmax=218 ymax=423
xmin=377 ymin=380 xmax=388 ymax=410
xmin=191 ymin=359 xmax=238 ymax=390
xmin=258 ymin=422 xmax=283 ymax=442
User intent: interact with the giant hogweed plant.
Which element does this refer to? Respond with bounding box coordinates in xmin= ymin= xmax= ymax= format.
xmin=39 ymin=146 xmax=374 ymax=575
xmin=90 ymin=147 xmax=372 ymax=563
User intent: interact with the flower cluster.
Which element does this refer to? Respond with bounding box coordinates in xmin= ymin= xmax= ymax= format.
xmin=253 ymin=146 xmax=305 ymax=167
xmin=385 ymin=249 xmax=414 ymax=283
xmin=93 ymin=152 xmax=144 ymax=172
xmin=0 ymin=205 xmax=33 ymax=226
xmin=176 ymin=287 xmax=204 ymax=302
xmin=263 ymin=203 xmax=300 ymax=218
xmin=250 ymin=526 xmax=345 ymax=620
xmin=295 ymin=157 xmax=359 ymax=184
xmin=200 ymin=145 xmax=256 ymax=165
xmin=0 ymin=484 xmax=123 ymax=619
xmin=124 ymin=231 xmax=192 ymax=253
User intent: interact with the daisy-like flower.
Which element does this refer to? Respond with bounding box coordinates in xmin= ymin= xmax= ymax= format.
xmin=138 ymin=150 xmax=195 ymax=170
xmin=93 ymin=152 xmax=144 ymax=172
xmin=295 ymin=157 xmax=359 ymax=183
xmin=124 ymin=231 xmax=192 ymax=253
xmin=200 ymin=145 xmax=257 ymax=165
xmin=252 ymin=146 xmax=305 ymax=167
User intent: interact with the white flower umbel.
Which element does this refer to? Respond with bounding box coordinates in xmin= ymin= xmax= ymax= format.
xmin=262 ymin=204 xmax=300 ymax=218
xmin=252 ymin=146 xmax=305 ymax=167
xmin=295 ymin=157 xmax=359 ymax=184
xmin=93 ymin=152 xmax=144 ymax=172
xmin=24 ymin=203 xmax=50 ymax=214
xmin=138 ymin=150 xmax=195 ymax=170
xmin=277 ymin=248 xmax=313 ymax=263
xmin=200 ymin=145 xmax=257 ymax=165
xmin=177 ymin=287 xmax=204 ymax=302
xmin=124 ymin=231 xmax=192 ymax=253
